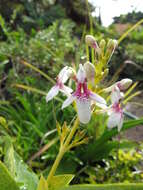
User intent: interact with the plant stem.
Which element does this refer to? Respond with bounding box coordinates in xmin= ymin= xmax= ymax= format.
xmin=64 ymin=118 xmax=79 ymax=148
xmin=47 ymin=118 xmax=79 ymax=182
xmin=47 ymin=149 xmax=65 ymax=182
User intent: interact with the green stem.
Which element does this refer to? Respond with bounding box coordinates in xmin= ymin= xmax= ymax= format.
xmin=47 ymin=118 xmax=79 ymax=182
xmin=47 ymin=149 xmax=65 ymax=182
xmin=86 ymin=45 xmax=89 ymax=61
xmin=64 ymin=118 xmax=79 ymax=148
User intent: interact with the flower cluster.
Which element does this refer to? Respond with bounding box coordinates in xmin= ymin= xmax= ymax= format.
xmin=46 ymin=35 xmax=132 ymax=132
xmin=46 ymin=63 xmax=106 ymax=124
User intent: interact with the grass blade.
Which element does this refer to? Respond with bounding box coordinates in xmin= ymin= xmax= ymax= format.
xmin=20 ymin=60 xmax=55 ymax=84
xmin=118 ymin=19 xmax=143 ymax=45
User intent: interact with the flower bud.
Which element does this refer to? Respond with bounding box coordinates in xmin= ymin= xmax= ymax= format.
xmin=84 ymin=61 xmax=95 ymax=83
xmin=99 ymin=39 xmax=106 ymax=51
xmin=107 ymin=39 xmax=117 ymax=51
xmin=117 ymin=79 xmax=132 ymax=90
xmin=104 ymin=78 xmax=132 ymax=93
xmin=105 ymin=39 xmax=117 ymax=58
xmin=85 ymin=35 xmax=98 ymax=49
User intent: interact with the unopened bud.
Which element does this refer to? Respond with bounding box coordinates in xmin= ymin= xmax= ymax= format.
xmin=99 ymin=39 xmax=106 ymax=51
xmin=106 ymin=39 xmax=117 ymax=56
xmin=107 ymin=39 xmax=117 ymax=51
xmin=105 ymin=39 xmax=117 ymax=58
xmin=117 ymin=78 xmax=132 ymax=90
xmin=84 ymin=61 xmax=95 ymax=83
xmin=104 ymin=78 xmax=132 ymax=93
xmin=85 ymin=35 xmax=98 ymax=49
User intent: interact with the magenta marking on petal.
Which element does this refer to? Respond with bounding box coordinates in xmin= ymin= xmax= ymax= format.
xmin=93 ymin=43 xmax=97 ymax=49
xmin=112 ymin=103 xmax=123 ymax=114
xmin=56 ymin=78 xmax=64 ymax=89
xmin=74 ymin=82 xmax=91 ymax=101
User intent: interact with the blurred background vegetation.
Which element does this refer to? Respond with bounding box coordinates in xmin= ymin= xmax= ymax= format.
xmin=0 ymin=0 xmax=143 ymax=185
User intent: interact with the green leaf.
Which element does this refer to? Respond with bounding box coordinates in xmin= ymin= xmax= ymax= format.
xmin=3 ymin=137 xmax=38 ymax=190
xmin=0 ymin=161 xmax=20 ymax=190
xmin=14 ymin=152 xmax=39 ymax=190
xmin=61 ymin=183 xmax=143 ymax=190
xmin=37 ymin=176 xmax=48 ymax=190
xmin=118 ymin=18 xmax=143 ymax=44
xmin=0 ymin=14 xmax=8 ymax=36
xmin=49 ymin=174 xmax=74 ymax=190
xmin=4 ymin=137 xmax=15 ymax=177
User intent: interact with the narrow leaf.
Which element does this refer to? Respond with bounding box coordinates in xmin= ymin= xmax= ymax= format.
xmin=118 ymin=18 xmax=143 ymax=44
xmin=20 ymin=60 xmax=55 ymax=84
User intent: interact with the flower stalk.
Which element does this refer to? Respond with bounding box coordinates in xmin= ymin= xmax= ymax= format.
xmin=47 ymin=118 xmax=79 ymax=183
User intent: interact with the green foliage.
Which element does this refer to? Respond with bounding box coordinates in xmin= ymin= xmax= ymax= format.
xmin=0 ymin=16 xmax=77 ymax=101
xmin=0 ymin=18 xmax=76 ymax=68
xmin=0 ymin=161 xmax=20 ymax=190
xmin=0 ymin=136 xmax=38 ymax=190
xmin=61 ymin=183 xmax=143 ymax=190
xmin=80 ymin=148 xmax=143 ymax=184
xmin=0 ymin=93 xmax=59 ymax=160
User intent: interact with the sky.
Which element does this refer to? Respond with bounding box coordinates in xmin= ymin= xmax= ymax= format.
xmin=89 ymin=0 xmax=143 ymax=26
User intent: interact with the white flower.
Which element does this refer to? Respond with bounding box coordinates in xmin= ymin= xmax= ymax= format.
xmin=62 ymin=64 xmax=106 ymax=124
xmin=103 ymin=79 xmax=132 ymax=131
xmin=46 ymin=66 xmax=73 ymax=102
xmin=107 ymin=86 xmax=124 ymax=132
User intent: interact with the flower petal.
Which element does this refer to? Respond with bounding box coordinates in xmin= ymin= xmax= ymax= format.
xmin=107 ymin=111 xmax=122 ymax=130
xmin=111 ymin=86 xmax=124 ymax=104
xmin=77 ymin=64 xmax=86 ymax=83
xmin=117 ymin=115 xmax=124 ymax=132
xmin=62 ymin=95 xmax=75 ymax=109
xmin=58 ymin=66 xmax=73 ymax=83
xmin=46 ymin=85 xmax=59 ymax=102
xmin=76 ymin=98 xmax=91 ymax=124
xmin=96 ymin=102 xmax=108 ymax=109
xmin=58 ymin=66 xmax=68 ymax=83
xmin=89 ymin=92 xmax=106 ymax=105
xmin=60 ymin=85 xmax=73 ymax=96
